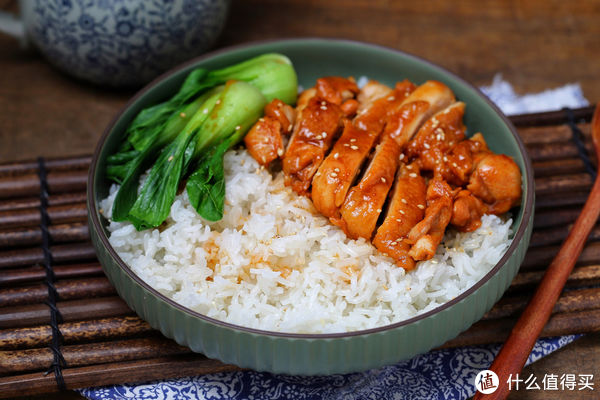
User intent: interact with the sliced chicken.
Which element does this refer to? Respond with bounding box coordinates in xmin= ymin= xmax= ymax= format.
xmin=265 ymin=98 xmax=296 ymax=134
xmin=336 ymin=136 xmax=401 ymax=239
xmin=316 ymin=76 xmax=359 ymax=105
xmin=467 ymin=153 xmax=522 ymax=214
xmin=373 ymin=162 xmax=427 ymax=270
xmin=311 ymin=82 xmax=416 ymax=219
xmin=244 ymin=117 xmax=285 ymax=166
xmin=405 ymin=102 xmax=466 ymax=171
xmin=441 ymin=132 xmax=490 ymax=185
xmin=384 ymin=80 xmax=456 ymax=146
xmin=244 ymin=99 xmax=297 ymax=166
xmin=282 ymin=96 xmax=345 ymax=195
xmin=451 ymin=189 xmax=488 ymax=232
xmin=355 ymin=80 xmax=417 ymax=134
xmin=340 ymin=99 xmax=359 ymax=118
xmin=407 ymin=178 xmax=458 ymax=261
xmin=311 ymin=121 xmax=371 ymax=218
xmin=356 ymin=80 xmax=392 ymax=113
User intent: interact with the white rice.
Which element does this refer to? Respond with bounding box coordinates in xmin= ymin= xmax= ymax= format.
xmin=101 ymin=149 xmax=512 ymax=334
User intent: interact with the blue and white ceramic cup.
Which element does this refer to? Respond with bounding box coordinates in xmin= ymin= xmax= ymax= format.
xmin=0 ymin=0 xmax=231 ymax=86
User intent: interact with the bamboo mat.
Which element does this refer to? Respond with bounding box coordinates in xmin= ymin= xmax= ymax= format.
xmin=1 ymin=106 xmax=599 ymax=397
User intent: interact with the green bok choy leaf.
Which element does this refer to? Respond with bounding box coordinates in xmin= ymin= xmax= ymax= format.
xmin=107 ymin=53 xmax=297 ymax=230
xmin=126 ymin=81 xmax=266 ymax=229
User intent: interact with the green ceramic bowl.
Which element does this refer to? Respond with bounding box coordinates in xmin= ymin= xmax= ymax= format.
xmin=88 ymin=38 xmax=534 ymax=375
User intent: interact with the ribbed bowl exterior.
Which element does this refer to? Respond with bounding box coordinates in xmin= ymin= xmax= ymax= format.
xmin=88 ymin=39 xmax=535 ymax=375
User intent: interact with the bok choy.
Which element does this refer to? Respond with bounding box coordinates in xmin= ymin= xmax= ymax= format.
xmin=107 ymin=53 xmax=297 ymax=230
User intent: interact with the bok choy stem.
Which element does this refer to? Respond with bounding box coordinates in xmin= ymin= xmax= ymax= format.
xmin=125 ymin=87 xmax=226 ymax=230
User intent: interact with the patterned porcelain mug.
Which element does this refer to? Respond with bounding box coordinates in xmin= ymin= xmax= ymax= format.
xmin=0 ymin=0 xmax=231 ymax=86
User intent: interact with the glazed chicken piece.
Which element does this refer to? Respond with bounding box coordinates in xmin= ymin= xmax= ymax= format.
xmin=265 ymin=98 xmax=296 ymax=132
xmin=405 ymin=102 xmax=466 ymax=171
xmin=384 ymin=81 xmax=456 ymax=147
xmin=467 ymin=153 xmax=522 ymax=214
xmin=311 ymin=121 xmax=371 ymax=218
xmin=283 ymin=97 xmax=345 ymax=195
xmin=441 ymin=133 xmax=490 ymax=186
xmin=333 ymin=81 xmax=452 ymax=239
xmin=336 ymin=136 xmax=401 ymax=239
xmin=244 ymin=117 xmax=285 ymax=166
xmin=373 ymin=162 xmax=427 ymax=270
xmin=244 ymin=99 xmax=296 ymax=166
xmin=296 ymin=88 xmax=317 ymax=113
xmin=356 ymin=80 xmax=393 ymax=114
xmin=407 ymin=178 xmax=458 ymax=261
xmin=316 ymin=76 xmax=359 ymax=105
xmin=354 ymin=80 xmax=417 ymax=134
xmin=311 ymin=82 xmax=416 ymax=218
xmin=451 ymin=189 xmax=488 ymax=232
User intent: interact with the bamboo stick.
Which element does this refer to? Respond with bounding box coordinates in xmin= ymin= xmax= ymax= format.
xmin=0 ymin=171 xmax=87 ymax=200
xmin=0 ymin=222 xmax=89 ymax=248
xmin=509 ymin=105 xmax=594 ymax=126
xmin=517 ymin=124 xmax=590 ymax=145
xmin=482 ymin=287 xmax=600 ymax=320
xmin=0 ymin=277 xmax=115 ymax=307
xmin=535 ymin=191 xmax=589 ymax=209
xmin=533 ymin=207 xmax=582 ymax=229
xmin=0 ymin=202 xmax=87 ymax=229
xmin=508 ymin=265 xmax=600 ymax=291
xmin=0 ymin=193 xmax=86 ymax=212
xmin=0 ymin=263 xmax=103 ymax=286
xmin=0 ymin=155 xmax=91 ymax=178
xmin=0 ymin=354 xmax=241 ymax=398
xmin=535 ymin=173 xmax=593 ymax=196
xmin=0 ymin=316 xmax=152 ymax=350
xmin=441 ymin=308 xmax=600 ymax=349
xmin=530 ymin=225 xmax=600 ymax=248
xmin=0 ymin=243 xmax=96 ymax=269
xmin=526 ymin=141 xmax=594 ymax=162
xmin=532 ymin=158 xmax=585 ymax=177
xmin=522 ymin=241 xmax=600 ymax=270
xmin=0 ymin=297 xmax=133 ymax=329
xmin=0 ymin=337 xmax=191 ymax=374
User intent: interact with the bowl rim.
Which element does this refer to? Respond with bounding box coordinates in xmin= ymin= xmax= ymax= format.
xmin=88 ymin=37 xmax=535 ymax=339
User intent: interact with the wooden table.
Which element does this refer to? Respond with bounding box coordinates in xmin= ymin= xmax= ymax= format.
xmin=1 ymin=0 xmax=599 ymax=398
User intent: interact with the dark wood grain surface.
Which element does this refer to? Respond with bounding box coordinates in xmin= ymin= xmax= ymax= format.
xmin=1 ymin=0 xmax=599 ymax=398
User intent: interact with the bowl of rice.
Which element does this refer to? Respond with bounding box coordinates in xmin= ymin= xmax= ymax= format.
xmin=88 ymin=38 xmax=534 ymax=375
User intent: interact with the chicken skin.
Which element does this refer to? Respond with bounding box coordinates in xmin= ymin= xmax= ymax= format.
xmin=337 ymin=136 xmax=401 ymax=239
xmin=373 ymin=162 xmax=427 ymax=270
xmin=407 ymin=178 xmax=458 ymax=261
xmin=244 ymin=99 xmax=296 ymax=166
xmin=384 ymin=81 xmax=455 ymax=147
xmin=405 ymin=101 xmax=466 ymax=171
xmin=282 ymin=97 xmax=345 ymax=195
xmin=450 ymin=189 xmax=488 ymax=232
xmin=467 ymin=153 xmax=522 ymax=214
